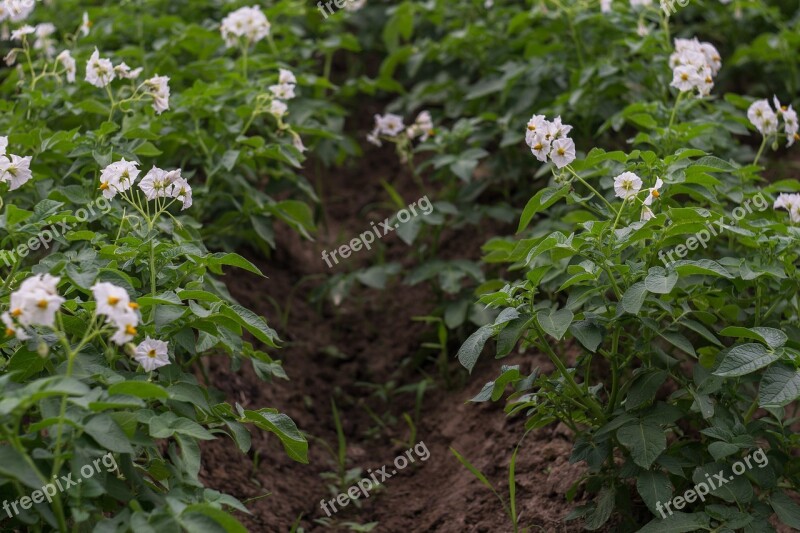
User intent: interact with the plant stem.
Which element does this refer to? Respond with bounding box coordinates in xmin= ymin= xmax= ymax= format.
xmin=565 ymin=165 xmax=618 ymax=216
xmin=752 ymin=135 xmax=768 ymax=166
xmin=533 ymin=325 xmax=606 ymax=422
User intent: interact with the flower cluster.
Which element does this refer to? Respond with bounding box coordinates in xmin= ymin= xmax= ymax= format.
xmin=2 ymin=274 xmax=63 ymax=339
xmin=0 ymin=135 xmax=32 ymax=191
xmin=86 ymin=49 xmax=170 ymax=113
xmin=612 ymin=172 xmax=664 ymax=221
xmin=220 ymin=5 xmax=270 ymax=48
xmin=2 ymin=274 xmax=171 ymax=370
xmin=91 ymin=282 xmax=140 ymax=345
xmin=268 ymin=68 xmax=297 ymax=118
xmin=748 ymin=97 xmax=798 ymax=146
xmin=0 ymin=0 xmax=35 ymax=23
xmin=367 ymin=111 xmax=433 ymax=147
xmin=774 ymin=193 xmax=800 ymax=224
xmin=525 ymin=114 xmax=576 ymax=168
xmin=100 ymin=159 xmax=192 ymax=210
xmin=669 ymin=38 xmax=721 ymax=96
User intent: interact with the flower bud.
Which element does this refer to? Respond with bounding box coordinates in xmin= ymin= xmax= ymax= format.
xmin=37 ymin=341 xmax=49 ymax=357
xmin=124 ymin=343 xmax=137 ymax=357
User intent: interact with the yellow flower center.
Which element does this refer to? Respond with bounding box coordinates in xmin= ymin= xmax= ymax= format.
xmin=557 ymin=148 xmax=565 ymax=156
xmin=99 ymin=182 xmax=109 ymax=190
xmin=652 ymin=190 xmax=660 ymax=198
xmin=11 ymin=308 xmax=22 ymax=317
xmin=147 ymin=349 xmax=157 ymax=358
xmin=534 ymin=143 xmax=543 ymax=151
xmin=5 ymin=328 xmax=15 ymax=337
xmin=37 ymin=299 xmax=49 ymax=309
xmin=128 ymin=302 xmax=139 ymax=310
xmin=681 ymin=73 xmax=689 ymax=81
xmin=107 ymin=296 xmax=120 ymax=306
xmin=527 ymin=124 xmax=536 ymax=131
xmin=125 ymin=325 xmax=137 ymax=335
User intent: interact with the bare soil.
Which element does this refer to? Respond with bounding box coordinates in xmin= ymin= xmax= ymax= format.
xmin=197 ymin=136 xmax=599 ymax=532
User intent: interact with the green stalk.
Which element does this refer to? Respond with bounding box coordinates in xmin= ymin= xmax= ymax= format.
xmin=533 ymin=325 xmax=606 ymax=423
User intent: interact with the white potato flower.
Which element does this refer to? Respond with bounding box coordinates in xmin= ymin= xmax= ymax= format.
xmin=669 ymin=38 xmax=721 ymax=96
xmin=0 ymin=154 xmax=33 ymax=190
xmin=269 ymin=83 xmax=296 ymax=100
xmin=550 ymin=138 xmax=576 ymax=168
xmin=407 ymin=111 xmax=434 ymax=141
xmin=144 ymin=75 xmax=170 ymax=114
xmin=6 ymin=0 xmax=35 ymax=23
xmin=269 ymin=99 xmax=287 ymax=117
xmin=80 ymin=11 xmax=91 ymax=36
xmin=85 ymin=48 xmax=115 ymax=88
xmin=375 ymin=113 xmax=405 ymax=137
xmin=33 ymin=23 xmax=56 ymax=57
xmin=0 ymin=135 xmax=7 ymax=156
xmin=134 ymin=337 xmax=170 ymax=371
xmin=109 ymin=309 xmax=139 ymax=345
xmin=138 ymin=166 xmax=174 ymax=200
xmin=643 ymin=178 xmax=664 ymax=206
xmin=613 ymin=172 xmax=643 ymax=200
xmin=99 ymin=159 xmax=140 ymax=199
xmin=10 ymin=24 xmax=34 ymax=41
xmin=773 ymin=96 xmax=799 ymax=147
xmin=774 ymin=193 xmax=800 ymax=224
xmin=91 ymin=281 xmax=133 ymax=318
xmin=220 ymin=6 xmax=271 ymax=48
xmin=747 ymin=99 xmax=778 ymax=136
xmin=6 ymin=274 xmax=64 ymax=332
xmin=56 ymin=50 xmax=76 ymax=83
xmin=114 ymin=62 xmax=143 ymax=80
xmin=168 ymin=176 xmax=193 ymax=210
xmin=529 ymin=134 xmax=551 ymax=163
xmin=278 ymin=68 xmax=296 ymax=85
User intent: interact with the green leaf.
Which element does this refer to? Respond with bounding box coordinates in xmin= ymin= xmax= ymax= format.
xmin=0 ymin=445 xmax=46 ymax=489
xmin=636 ymin=513 xmax=710 ymax=533
xmin=207 ymin=253 xmax=264 ymax=276
xmin=457 ymin=325 xmax=493 ymax=373
xmin=585 ymin=487 xmax=615 ymax=530
xmin=537 ymin=308 xmax=574 ymax=341
xmin=719 ymin=326 xmax=787 ymax=349
xmin=242 ymin=411 xmax=308 ymax=463
xmin=626 ymin=370 xmax=667 ymax=410
xmin=770 ymin=491 xmax=800 ymax=529
xmin=636 ymin=470 xmax=672 ymax=515
xmin=220 ymin=304 xmax=279 ymax=347
xmin=713 ymin=344 xmax=780 ymax=377
xmin=450 ymin=447 xmax=495 ymax=492
xmin=759 ymin=364 xmax=800 ymax=407
xmin=518 ymin=186 xmax=569 ymax=232
xmin=181 ymin=504 xmax=248 ymax=533
xmin=617 ymin=422 xmax=666 ymax=468
xmin=569 ymin=320 xmax=603 ymax=352
xmin=84 ymin=414 xmax=135 ymax=453
xmin=645 ymin=268 xmax=678 ymax=294
xmin=621 ymin=281 xmax=647 ymax=314
xmin=108 ymin=381 xmax=169 ymax=400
